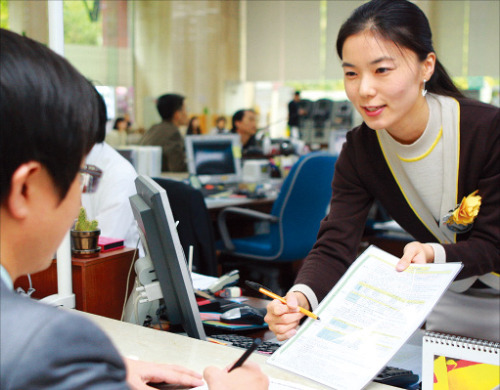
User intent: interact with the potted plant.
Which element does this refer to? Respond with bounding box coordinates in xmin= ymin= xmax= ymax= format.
xmin=70 ymin=207 xmax=101 ymax=258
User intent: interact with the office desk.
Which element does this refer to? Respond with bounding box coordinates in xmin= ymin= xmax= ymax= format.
xmin=14 ymin=248 xmax=137 ymax=320
xmin=82 ymin=312 xmax=397 ymax=390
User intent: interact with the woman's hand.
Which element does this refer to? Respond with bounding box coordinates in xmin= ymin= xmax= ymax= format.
xmin=204 ymin=361 xmax=269 ymax=390
xmin=264 ymin=291 xmax=306 ymax=341
xmin=396 ymin=241 xmax=435 ymax=271
xmin=124 ymin=357 xmax=204 ymax=390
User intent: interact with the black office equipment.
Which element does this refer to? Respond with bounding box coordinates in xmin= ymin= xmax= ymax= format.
xmin=185 ymin=134 xmax=242 ymax=185
xmin=374 ymin=366 xmax=420 ymax=389
xmin=129 ymin=175 xmax=207 ymax=339
xmin=209 ymin=334 xmax=281 ymax=355
xmin=152 ymin=177 xmax=218 ymax=276
xmin=220 ymin=305 xmax=266 ymax=325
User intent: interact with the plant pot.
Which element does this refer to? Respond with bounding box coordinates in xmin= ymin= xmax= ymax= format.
xmin=70 ymin=229 xmax=101 ymax=258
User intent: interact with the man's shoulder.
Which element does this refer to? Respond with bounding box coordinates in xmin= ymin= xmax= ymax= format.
xmin=142 ymin=122 xmax=180 ymax=143
xmin=1 ymin=286 xmax=126 ymax=389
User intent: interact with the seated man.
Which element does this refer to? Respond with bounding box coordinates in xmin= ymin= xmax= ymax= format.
xmin=82 ymin=95 xmax=143 ymax=255
xmin=0 ymin=28 xmax=268 ymax=390
xmin=231 ymin=109 xmax=263 ymax=157
xmin=210 ymin=115 xmax=229 ymax=134
xmin=140 ymin=94 xmax=188 ymax=172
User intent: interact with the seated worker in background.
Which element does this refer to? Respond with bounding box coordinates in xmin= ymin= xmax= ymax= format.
xmin=82 ymin=94 xmax=143 ymax=255
xmin=105 ymin=116 xmax=129 ymax=148
xmin=140 ymin=93 xmax=188 ymax=172
xmin=265 ymin=0 xmax=499 ymax=343
xmin=187 ymin=115 xmax=202 ymax=135
xmin=211 ymin=115 xmax=229 ymax=134
xmin=231 ymin=109 xmax=263 ymax=156
xmin=0 ymin=29 xmax=268 ymax=390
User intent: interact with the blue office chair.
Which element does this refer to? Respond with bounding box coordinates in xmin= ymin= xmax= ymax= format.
xmin=217 ymin=152 xmax=337 ymax=263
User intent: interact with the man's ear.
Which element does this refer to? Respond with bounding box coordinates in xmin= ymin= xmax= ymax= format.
xmin=7 ymin=162 xmax=43 ymax=219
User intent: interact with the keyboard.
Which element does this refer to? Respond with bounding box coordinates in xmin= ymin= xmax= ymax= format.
xmin=201 ymin=183 xmax=236 ymax=197
xmin=209 ymin=333 xmax=282 ymax=355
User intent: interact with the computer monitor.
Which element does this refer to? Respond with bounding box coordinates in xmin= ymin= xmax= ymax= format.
xmin=129 ymin=175 xmax=206 ymax=339
xmin=185 ymin=134 xmax=242 ymax=185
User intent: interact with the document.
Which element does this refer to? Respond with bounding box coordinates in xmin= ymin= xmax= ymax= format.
xmin=267 ymin=245 xmax=462 ymax=390
xmin=191 ymin=377 xmax=318 ymax=390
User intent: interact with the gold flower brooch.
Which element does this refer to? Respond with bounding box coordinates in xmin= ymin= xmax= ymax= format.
xmin=443 ymin=190 xmax=482 ymax=233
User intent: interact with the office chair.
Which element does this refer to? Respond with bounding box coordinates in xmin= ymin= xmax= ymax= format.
xmin=152 ymin=177 xmax=218 ymax=276
xmin=217 ymin=152 xmax=337 ymax=294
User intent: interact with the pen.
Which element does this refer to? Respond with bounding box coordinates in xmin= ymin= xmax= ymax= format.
xmin=228 ymin=338 xmax=262 ymax=372
xmin=245 ymin=280 xmax=321 ymax=321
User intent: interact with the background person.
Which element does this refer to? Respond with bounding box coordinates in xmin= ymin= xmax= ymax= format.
xmin=105 ymin=116 xmax=129 ymax=148
xmin=287 ymin=91 xmax=306 ymax=139
xmin=231 ymin=109 xmax=262 ymax=156
xmin=140 ymin=93 xmax=188 ymax=172
xmin=211 ymin=116 xmax=228 ymax=134
xmin=265 ymin=0 xmax=499 ymax=343
xmin=82 ymin=93 xmax=143 ymax=255
xmin=187 ymin=115 xmax=202 ymax=135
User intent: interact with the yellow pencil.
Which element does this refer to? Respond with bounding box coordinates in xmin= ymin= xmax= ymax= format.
xmin=245 ymin=281 xmax=321 ymax=321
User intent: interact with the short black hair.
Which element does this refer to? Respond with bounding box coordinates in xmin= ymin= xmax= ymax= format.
xmin=0 ymin=28 xmax=101 ymax=203
xmin=113 ymin=116 xmax=126 ymax=130
xmin=231 ymin=109 xmax=255 ymax=133
xmin=95 ymin=89 xmax=108 ymax=143
xmin=156 ymin=93 xmax=185 ymax=121
xmin=231 ymin=109 xmax=246 ymax=133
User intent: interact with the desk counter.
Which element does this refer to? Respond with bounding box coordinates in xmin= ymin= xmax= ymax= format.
xmin=82 ymin=312 xmax=397 ymax=390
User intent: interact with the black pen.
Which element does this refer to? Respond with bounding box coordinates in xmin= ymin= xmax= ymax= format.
xmin=228 ymin=338 xmax=262 ymax=372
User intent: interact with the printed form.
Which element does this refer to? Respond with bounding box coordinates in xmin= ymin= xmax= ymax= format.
xmin=267 ymin=245 xmax=462 ymax=390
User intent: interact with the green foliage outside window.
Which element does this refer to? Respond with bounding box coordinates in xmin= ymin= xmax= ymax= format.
xmin=1 ymin=0 xmax=9 ymax=29
xmin=64 ymin=0 xmax=102 ymax=46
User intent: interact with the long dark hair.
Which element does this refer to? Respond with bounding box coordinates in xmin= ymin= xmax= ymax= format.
xmin=336 ymin=0 xmax=464 ymax=99
xmin=187 ymin=116 xmax=201 ymax=135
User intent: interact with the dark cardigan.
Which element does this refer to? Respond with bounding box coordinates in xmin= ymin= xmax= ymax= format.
xmin=296 ymin=98 xmax=500 ymax=303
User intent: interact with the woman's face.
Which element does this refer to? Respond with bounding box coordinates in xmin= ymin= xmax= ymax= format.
xmin=117 ymin=120 xmax=127 ymax=131
xmin=342 ymin=30 xmax=434 ymax=143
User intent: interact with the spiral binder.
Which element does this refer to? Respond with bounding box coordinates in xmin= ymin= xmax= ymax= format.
xmin=422 ymin=331 xmax=499 ymax=390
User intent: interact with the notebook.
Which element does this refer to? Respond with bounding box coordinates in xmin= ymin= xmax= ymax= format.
xmin=422 ymin=331 xmax=500 ymax=390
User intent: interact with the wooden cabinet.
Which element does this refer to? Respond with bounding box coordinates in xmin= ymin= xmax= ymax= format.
xmin=14 ymin=248 xmax=137 ymax=320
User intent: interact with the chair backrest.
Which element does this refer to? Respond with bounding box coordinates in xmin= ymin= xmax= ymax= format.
xmin=152 ymin=177 xmax=218 ymax=276
xmin=298 ymin=99 xmax=314 ymax=120
xmin=312 ymin=99 xmax=334 ymax=120
xmin=268 ymin=152 xmax=337 ymax=261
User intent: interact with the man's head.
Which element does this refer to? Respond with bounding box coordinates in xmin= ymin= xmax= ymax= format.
xmin=0 ymin=29 xmax=102 ymax=279
xmin=294 ymin=91 xmax=301 ymax=101
xmin=216 ymin=116 xmax=226 ymax=130
xmin=156 ymin=93 xmax=188 ymax=126
xmin=231 ymin=109 xmax=257 ymax=135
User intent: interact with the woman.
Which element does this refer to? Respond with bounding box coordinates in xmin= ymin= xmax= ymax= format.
xmin=266 ymin=0 xmax=499 ymax=342
xmin=105 ymin=116 xmax=129 ymax=148
xmin=187 ymin=115 xmax=202 ymax=135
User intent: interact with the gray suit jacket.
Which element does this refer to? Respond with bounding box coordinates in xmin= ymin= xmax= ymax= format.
xmin=0 ymin=279 xmax=128 ymax=389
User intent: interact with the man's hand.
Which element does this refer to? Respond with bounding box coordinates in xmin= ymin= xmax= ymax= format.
xmin=264 ymin=291 xmax=307 ymax=341
xmin=124 ymin=357 xmax=204 ymax=390
xmin=204 ymin=361 xmax=269 ymax=390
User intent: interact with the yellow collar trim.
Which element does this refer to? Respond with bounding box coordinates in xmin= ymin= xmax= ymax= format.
xmin=397 ymin=127 xmax=443 ymax=162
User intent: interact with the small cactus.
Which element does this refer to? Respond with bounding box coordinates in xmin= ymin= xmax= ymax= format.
xmin=74 ymin=207 xmax=99 ymax=231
